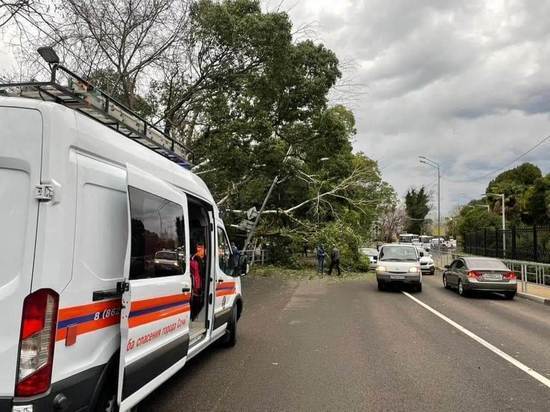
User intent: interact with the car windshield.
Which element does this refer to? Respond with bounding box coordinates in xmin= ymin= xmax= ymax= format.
xmin=466 ymin=258 xmax=508 ymax=270
xmin=379 ymin=246 xmax=417 ymax=261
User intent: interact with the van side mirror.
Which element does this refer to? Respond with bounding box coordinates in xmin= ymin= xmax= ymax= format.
xmin=444 ymin=264 xmax=450 ymax=269
xmin=419 ymin=252 xmax=424 ymax=257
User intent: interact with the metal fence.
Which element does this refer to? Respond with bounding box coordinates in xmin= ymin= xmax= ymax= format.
xmin=463 ymin=226 xmax=550 ymax=263
xmin=241 ymin=249 xmax=272 ymax=266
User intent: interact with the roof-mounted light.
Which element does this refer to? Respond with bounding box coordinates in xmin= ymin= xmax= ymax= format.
xmin=37 ymin=46 xmax=60 ymax=64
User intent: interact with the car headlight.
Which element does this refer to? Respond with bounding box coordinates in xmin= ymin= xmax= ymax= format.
xmin=409 ymin=267 xmax=419 ymax=273
xmin=376 ymin=266 xmax=387 ymax=272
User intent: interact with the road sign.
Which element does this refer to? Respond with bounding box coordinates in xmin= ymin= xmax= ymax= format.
xmin=247 ymin=206 xmax=259 ymax=221
xmin=238 ymin=219 xmax=255 ymax=232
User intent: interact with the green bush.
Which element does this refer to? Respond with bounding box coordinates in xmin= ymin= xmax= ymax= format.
xmin=310 ymin=221 xmax=365 ymax=269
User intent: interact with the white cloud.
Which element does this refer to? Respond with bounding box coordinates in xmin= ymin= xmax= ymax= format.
xmin=2 ymin=1 xmax=550 ymax=216
xmin=271 ymin=0 xmax=550 ymax=215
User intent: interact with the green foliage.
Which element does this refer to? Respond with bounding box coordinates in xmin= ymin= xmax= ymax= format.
xmin=524 ymin=174 xmax=550 ymax=225
xmin=451 ymin=164 xmax=549 ymax=240
xmin=250 ymin=265 xmax=371 ymax=280
xmin=486 ymin=162 xmax=543 ymax=224
xmin=405 ymin=186 xmax=430 ymax=234
xmin=24 ymin=0 xmax=395 ymax=268
xmin=455 ymin=202 xmax=500 ymax=237
xmin=311 ymin=221 xmax=363 ymax=269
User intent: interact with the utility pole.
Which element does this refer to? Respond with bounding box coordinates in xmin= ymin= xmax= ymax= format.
xmin=483 ymin=193 xmax=506 ymax=257
xmin=419 ymin=156 xmax=441 ymax=237
xmin=242 ymin=145 xmax=293 ymax=253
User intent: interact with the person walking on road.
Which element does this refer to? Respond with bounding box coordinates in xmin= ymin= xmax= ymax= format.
xmin=328 ymin=246 xmax=341 ymax=276
xmin=303 ymin=240 xmax=309 ymax=257
xmin=316 ymin=244 xmax=325 ymax=274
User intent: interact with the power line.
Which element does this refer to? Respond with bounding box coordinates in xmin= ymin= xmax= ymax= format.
xmin=443 ymin=133 xmax=550 ymax=183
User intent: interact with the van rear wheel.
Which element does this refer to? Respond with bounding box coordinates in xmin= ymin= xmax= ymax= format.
xmin=93 ymin=366 xmax=117 ymax=412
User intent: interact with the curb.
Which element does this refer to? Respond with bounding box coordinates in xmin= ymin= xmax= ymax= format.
xmin=516 ymin=292 xmax=550 ymax=306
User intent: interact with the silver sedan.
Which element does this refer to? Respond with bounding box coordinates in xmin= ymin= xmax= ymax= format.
xmin=442 ymin=257 xmax=517 ymax=299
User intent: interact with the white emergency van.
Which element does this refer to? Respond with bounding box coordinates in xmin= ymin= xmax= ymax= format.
xmin=0 ymin=61 xmax=245 ymax=411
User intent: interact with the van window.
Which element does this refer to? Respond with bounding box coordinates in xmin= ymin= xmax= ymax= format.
xmin=128 ymin=187 xmax=185 ymax=279
xmin=217 ymin=227 xmax=234 ymax=276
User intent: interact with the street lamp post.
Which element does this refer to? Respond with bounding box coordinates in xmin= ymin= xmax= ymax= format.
xmin=483 ymin=193 xmax=506 ymax=257
xmin=419 ymin=156 xmax=441 ymax=238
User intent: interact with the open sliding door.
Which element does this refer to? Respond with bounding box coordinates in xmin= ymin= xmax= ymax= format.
xmin=117 ymin=164 xmax=191 ymax=411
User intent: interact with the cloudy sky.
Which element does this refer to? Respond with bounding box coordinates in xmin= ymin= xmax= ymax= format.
xmin=264 ymin=0 xmax=550 ymax=216
xmin=2 ymin=1 xmax=550 ymax=216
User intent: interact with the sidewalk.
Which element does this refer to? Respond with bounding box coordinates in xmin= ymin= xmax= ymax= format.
xmin=517 ymin=282 xmax=550 ymax=305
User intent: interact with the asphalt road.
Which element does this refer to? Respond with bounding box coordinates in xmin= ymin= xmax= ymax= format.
xmin=139 ymin=273 xmax=550 ymax=411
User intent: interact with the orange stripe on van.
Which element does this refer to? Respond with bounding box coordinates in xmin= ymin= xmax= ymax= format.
xmin=57 ymin=299 xmax=121 ymax=321
xmin=216 ymin=281 xmax=236 ymax=297
xmin=56 ymin=313 xmax=120 ymax=341
xmin=216 ymin=289 xmax=236 ymax=297
xmin=216 ymin=282 xmax=236 ymax=290
xmin=128 ymin=304 xmax=190 ymax=328
xmin=130 ymin=293 xmax=191 ymax=311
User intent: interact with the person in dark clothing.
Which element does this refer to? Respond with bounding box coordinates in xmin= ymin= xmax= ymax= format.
xmin=328 ymin=246 xmax=341 ymax=276
xmin=316 ymin=244 xmax=325 ymax=274
xmin=230 ymin=242 xmax=240 ymax=274
xmin=303 ymin=240 xmax=309 ymax=257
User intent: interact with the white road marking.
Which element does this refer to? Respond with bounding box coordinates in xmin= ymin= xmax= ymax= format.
xmin=402 ymin=291 xmax=550 ymax=389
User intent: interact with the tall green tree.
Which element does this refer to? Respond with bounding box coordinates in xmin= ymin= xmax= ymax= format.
xmin=454 ymin=201 xmax=500 ymax=238
xmin=525 ymin=174 xmax=550 ymax=225
xmin=486 ymin=162 xmax=542 ymax=224
xmin=405 ymin=187 xmax=430 ymax=234
xmin=6 ymin=0 xmax=395 ymax=266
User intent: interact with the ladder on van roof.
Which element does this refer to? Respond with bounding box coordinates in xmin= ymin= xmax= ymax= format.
xmin=0 ymin=64 xmax=193 ymax=169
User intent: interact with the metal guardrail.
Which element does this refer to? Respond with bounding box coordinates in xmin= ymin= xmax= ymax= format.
xmin=241 ymin=249 xmax=271 ymax=266
xmin=501 ymin=259 xmax=550 ymax=293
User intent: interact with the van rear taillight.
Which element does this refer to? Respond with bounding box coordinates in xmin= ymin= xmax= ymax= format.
xmin=15 ymin=289 xmax=59 ymax=397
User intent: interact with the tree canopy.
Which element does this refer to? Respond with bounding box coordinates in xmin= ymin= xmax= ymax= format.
xmin=2 ymin=0 xmax=396 ymax=267
xmin=405 ymin=187 xmax=430 ymax=234
xmin=450 ymin=162 xmax=549 ymax=240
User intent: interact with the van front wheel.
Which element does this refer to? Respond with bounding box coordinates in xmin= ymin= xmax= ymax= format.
xmin=221 ymin=306 xmax=238 ymax=348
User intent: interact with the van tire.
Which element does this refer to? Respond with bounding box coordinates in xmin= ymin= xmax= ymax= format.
xmin=504 ymin=291 xmax=516 ymax=300
xmin=221 ymin=306 xmax=238 ymax=348
xmin=93 ymin=365 xmax=117 ymax=412
xmin=377 ymin=281 xmax=385 ymax=291
xmin=415 ymin=283 xmax=422 ymax=293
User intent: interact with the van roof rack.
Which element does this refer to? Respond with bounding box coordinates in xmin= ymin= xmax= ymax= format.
xmin=0 ymin=64 xmax=193 ymax=169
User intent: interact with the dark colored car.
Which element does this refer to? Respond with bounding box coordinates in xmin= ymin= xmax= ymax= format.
xmin=442 ymin=257 xmax=517 ymax=299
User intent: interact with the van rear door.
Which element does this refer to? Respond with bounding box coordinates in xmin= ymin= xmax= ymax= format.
xmin=117 ymin=164 xmax=191 ymax=411
xmin=0 ymin=106 xmax=42 ymax=397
